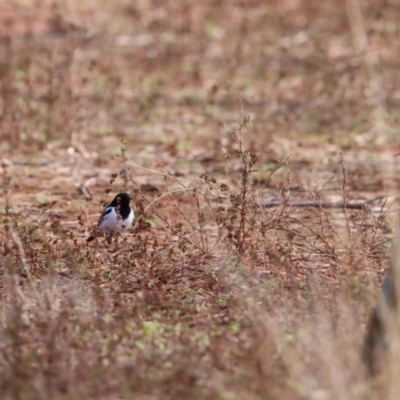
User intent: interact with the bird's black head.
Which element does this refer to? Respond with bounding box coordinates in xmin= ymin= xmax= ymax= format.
xmin=110 ymin=193 xmax=131 ymax=208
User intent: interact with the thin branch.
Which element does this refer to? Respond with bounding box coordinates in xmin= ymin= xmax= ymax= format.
xmin=249 ymin=195 xmax=385 ymax=210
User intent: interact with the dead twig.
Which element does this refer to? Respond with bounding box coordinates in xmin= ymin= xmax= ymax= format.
xmin=249 ymin=195 xmax=385 ymax=210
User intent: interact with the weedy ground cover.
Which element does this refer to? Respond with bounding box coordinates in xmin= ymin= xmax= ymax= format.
xmin=0 ymin=1 xmax=400 ymax=399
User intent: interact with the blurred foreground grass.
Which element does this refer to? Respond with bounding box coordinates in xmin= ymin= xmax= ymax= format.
xmin=0 ymin=0 xmax=400 ymax=399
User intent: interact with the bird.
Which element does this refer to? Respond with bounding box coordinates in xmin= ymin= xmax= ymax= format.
xmin=87 ymin=193 xmax=134 ymax=242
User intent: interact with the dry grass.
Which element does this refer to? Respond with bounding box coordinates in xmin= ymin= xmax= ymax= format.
xmin=1 ymin=0 xmax=400 ymax=399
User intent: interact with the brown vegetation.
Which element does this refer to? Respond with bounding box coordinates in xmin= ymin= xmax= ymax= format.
xmin=1 ymin=0 xmax=400 ymax=399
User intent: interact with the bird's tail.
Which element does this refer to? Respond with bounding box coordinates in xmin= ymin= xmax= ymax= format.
xmin=87 ymin=226 xmax=101 ymax=243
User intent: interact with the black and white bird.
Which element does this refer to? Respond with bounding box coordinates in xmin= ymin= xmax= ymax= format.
xmin=87 ymin=193 xmax=134 ymax=242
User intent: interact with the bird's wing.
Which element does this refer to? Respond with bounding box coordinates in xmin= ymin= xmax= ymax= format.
xmin=98 ymin=207 xmax=113 ymax=226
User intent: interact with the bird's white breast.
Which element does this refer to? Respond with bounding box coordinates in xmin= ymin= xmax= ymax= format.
xmin=100 ymin=207 xmax=134 ymax=233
